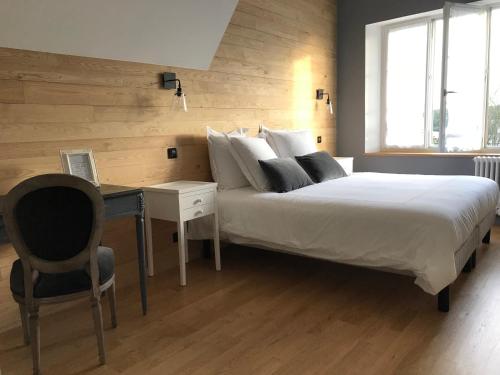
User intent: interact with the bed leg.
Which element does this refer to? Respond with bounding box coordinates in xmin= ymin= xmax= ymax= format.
xmin=482 ymin=230 xmax=491 ymax=244
xmin=438 ymin=286 xmax=450 ymax=313
xmin=463 ymin=253 xmax=474 ymax=273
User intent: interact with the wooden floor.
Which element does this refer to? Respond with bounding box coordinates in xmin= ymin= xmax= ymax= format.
xmin=2 ymin=228 xmax=500 ymax=374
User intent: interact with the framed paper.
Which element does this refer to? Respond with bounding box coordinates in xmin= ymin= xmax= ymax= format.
xmin=60 ymin=149 xmax=100 ymax=187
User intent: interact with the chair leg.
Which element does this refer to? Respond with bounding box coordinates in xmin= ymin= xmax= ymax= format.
xmin=28 ymin=304 xmax=41 ymax=375
xmin=108 ymin=283 xmax=117 ymax=329
xmin=19 ymin=303 xmax=30 ymax=345
xmin=91 ymin=297 xmax=106 ymax=365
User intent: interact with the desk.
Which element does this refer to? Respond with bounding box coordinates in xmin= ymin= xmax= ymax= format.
xmin=0 ymin=184 xmax=148 ymax=315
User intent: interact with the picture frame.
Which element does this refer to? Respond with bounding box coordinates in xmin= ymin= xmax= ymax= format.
xmin=60 ymin=149 xmax=100 ymax=187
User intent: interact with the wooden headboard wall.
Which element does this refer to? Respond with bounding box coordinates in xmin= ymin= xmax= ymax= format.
xmin=0 ymin=0 xmax=336 ymax=194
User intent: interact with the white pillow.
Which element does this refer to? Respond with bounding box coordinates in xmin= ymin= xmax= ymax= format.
xmin=260 ymin=126 xmax=317 ymax=157
xmin=207 ymin=127 xmax=249 ymax=190
xmin=228 ymin=137 xmax=277 ymax=192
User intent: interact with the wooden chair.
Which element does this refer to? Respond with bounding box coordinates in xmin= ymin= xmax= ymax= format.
xmin=3 ymin=174 xmax=117 ymax=375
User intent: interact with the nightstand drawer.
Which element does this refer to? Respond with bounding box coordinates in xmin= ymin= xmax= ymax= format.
xmin=180 ymin=191 xmax=214 ymax=211
xmin=182 ymin=203 xmax=214 ymax=221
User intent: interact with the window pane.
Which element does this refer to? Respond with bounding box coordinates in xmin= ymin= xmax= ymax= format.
xmin=429 ymin=19 xmax=443 ymax=147
xmin=444 ymin=6 xmax=487 ymax=151
xmin=385 ymin=23 xmax=428 ymax=148
xmin=487 ymin=8 xmax=500 ymax=147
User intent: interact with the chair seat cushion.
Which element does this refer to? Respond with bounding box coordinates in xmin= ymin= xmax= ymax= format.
xmin=10 ymin=246 xmax=114 ymax=298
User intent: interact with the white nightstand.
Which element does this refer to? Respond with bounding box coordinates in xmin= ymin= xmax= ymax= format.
xmin=144 ymin=181 xmax=220 ymax=286
xmin=334 ymin=157 xmax=354 ymax=175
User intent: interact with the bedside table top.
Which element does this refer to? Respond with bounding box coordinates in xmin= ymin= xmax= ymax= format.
xmin=144 ymin=180 xmax=217 ymax=194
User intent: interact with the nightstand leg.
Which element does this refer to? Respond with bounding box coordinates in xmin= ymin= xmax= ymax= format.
xmin=145 ymin=208 xmax=154 ymax=277
xmin=177 ymin=221 xmax=187 ymax=286
xmin=214 ymin=212 xmax=221 ymax=271
xmin=184 ymin=221 xmax=189 ymax=264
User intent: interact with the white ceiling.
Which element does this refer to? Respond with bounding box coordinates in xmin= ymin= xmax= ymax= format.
xmin=0 ymin=0 xmax=238 ymax=70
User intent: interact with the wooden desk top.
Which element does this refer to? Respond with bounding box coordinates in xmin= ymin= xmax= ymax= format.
xmin=98 ymin=184 xmax=143 ymax=198
xmin=0 ymin=184 xmax=143 ymax=215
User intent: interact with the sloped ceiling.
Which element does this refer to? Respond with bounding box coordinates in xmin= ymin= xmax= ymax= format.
xmin=0 ymin=0 xmax=238 ymax=70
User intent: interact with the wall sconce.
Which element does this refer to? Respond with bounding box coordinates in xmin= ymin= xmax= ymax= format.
xmin=316 ymin=89 xmax=333 ymax=115
xmin=162 ymin=72 xmax=188 ymax=112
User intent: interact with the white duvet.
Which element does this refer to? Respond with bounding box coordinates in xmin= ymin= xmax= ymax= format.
xmin=217 ymin=173 xmax=499 ymax=294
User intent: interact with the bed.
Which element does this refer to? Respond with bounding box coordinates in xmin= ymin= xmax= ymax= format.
xmin=214 ymin=172 xmax=498 ymax=311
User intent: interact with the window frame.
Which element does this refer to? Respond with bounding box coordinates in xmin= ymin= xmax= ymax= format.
xmin=380 ymin=16 xmax=442 ymax=151
xmin=484 ymin=5 xmax=500 ymax=150
xmin=379 ymin=6 xmax=500 ymax=153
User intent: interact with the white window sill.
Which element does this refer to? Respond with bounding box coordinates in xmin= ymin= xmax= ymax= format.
xmin=365 ymin=151 xmax=500 ymax=157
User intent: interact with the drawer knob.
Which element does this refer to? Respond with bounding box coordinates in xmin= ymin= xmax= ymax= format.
xmin=194 ymin=210 xmax=203 ymax=216
xmin=193 ymin=198 xmax=203 ymax=205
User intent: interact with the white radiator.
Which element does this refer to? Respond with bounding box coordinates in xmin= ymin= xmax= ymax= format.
xmin=474 ymin=156 xmax=500 ymax=215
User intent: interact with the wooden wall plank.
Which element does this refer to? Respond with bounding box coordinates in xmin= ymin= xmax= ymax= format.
xmin=24 ymin=81 xmax=299 ymax=110
xmin=0 ymin=103 xmax=93 ymax=123
xmin=0 ymin=80 xmax=24 ymax=103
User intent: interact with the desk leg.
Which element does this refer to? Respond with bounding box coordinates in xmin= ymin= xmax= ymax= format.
xmin=184 ymin=221 xmax=189 ymax=264
xmin=177 ymin=221 xmax=187 ymax=286
xmin=135 ymin=213 xmax=148 ymax=315
xmin=214 ymin=212 xmax=221 ymax=271
xmin=145 ymin=206 xmax=155 ymax=277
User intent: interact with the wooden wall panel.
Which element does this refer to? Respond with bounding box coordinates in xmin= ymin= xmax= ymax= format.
xmin=0 ymin=0 xmax=337 ymax=193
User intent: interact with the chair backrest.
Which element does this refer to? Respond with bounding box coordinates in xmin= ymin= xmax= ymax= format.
xmin=3 ymin=174 xmax=105 ymax=299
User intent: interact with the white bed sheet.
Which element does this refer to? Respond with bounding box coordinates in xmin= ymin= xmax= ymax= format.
xmin=217 ymin=173 xmax=499 ymax=294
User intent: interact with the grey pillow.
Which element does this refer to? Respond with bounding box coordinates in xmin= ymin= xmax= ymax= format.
xmin=295 ymin=151 xmax=347 ymax=183
xmin=258 ymin=158 xmax=313 ymax=193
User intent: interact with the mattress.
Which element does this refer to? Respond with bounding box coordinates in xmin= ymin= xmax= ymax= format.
xmin=216 ymin=173 xmax=499 ymax=295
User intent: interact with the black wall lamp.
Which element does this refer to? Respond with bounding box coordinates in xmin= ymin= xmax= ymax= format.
xmin=316 ymin=89 xmax=333 ymax=115
xmin=162 ymin=72 xmax=188 ymax=112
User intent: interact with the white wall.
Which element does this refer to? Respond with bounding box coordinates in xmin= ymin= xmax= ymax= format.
xmin=0 ymin=0 xmax=238 ymax=70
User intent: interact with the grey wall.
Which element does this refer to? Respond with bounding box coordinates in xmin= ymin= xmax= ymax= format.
xmin=337 ymin=0 xmax=474 ymax=175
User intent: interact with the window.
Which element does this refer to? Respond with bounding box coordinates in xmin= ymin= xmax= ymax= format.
xmin=383 ymin=19 xmax=443 ymax=149
xmin=384 ymin=22 xmax=429 ymax=148
xmin=443 ymin=5 xmax=488 ymax=152
xmin=380 ymin=3 xmax=500 ymax=153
